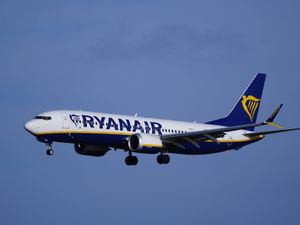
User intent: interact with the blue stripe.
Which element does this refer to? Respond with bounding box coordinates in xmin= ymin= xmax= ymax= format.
xmin=36 ymin=133 xmax=260 ymax=155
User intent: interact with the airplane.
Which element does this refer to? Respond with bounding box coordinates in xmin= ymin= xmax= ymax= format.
xmin=24 ymin=73 xmax=300 ymax=166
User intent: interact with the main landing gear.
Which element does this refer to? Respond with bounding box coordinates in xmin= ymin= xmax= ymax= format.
xmin=46 ymin=143 xmax=54 ymax=156
xmin=124 ymin=152 xmax=171 ymax=166
xmin=157 ymin=154 xmax=170 ymax=165
xmin=125 ymin=152 xmax=138 ymax=166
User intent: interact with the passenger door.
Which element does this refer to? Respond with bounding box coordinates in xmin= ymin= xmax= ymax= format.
xmin=61 ymin=113 xmax=70 ymax=129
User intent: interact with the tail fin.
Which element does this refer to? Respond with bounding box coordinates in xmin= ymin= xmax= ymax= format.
xmin=208 ymin=73 xmax=266 ymax=131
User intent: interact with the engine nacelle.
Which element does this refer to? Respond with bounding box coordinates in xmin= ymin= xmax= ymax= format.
xmin=128 ymin=133 xmax=163 ymax=152
xmin=74 ymin=143 xmax=110 ymax=157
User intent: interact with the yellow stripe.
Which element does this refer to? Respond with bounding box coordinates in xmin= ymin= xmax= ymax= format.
xmin=205 ymin=136 xmax=263 ymax=143
xmin=36 ymin=130 xmax=133 ymax=136
xmin=249 ymin=101 xmax=254 ymax=113
xmin=252 ymin=102 xmax=259 ymax=118
xmin=250 ymin=102 xmax=254 ymax=114
xmin=249 ymin=102 xmax=254 ymax=119
xmin=267 ymin=122 xmax=283 ymax=129
xmin=144 ymin=144 xmax=163 ymax=148
xmin=249 ymin=102 xmax=255 ymax=117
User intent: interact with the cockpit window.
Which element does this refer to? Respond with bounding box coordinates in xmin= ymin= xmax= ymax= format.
xmin=34 ymin=116 xmax=52 ymax=120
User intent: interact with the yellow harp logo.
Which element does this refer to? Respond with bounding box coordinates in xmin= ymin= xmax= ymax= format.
xmin=242 ymin=95 xmax=261 ymax=122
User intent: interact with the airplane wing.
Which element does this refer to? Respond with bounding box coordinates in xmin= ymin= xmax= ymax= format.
xmin=162 ymin=122 xmax=266 ymax=141
xmin=161 ymin=122 xmax=267 ymax=149
xmin=244 ymin=128 xmax=300 ymax=137
xmin=161 ymin=105 xmax=295 ymax=149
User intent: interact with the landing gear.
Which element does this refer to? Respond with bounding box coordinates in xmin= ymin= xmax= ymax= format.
xmin=157 ymin=154 xmax=170 ymax=165
xmin=46 ymin=144 xmax=54 ymax=156
xmin=125 ymin=152 xmax=138 ymax=166
xmin=46 ymin=149 xmax=54 ymax=155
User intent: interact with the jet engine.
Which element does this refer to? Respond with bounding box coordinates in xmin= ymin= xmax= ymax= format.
xmin=128 ymin=133 xmax=162 ymax=152
xmin=74 ymin=143 xmax=110 ymax=157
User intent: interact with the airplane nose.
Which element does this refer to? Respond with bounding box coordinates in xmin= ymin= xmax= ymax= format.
xmin=24 ymin=120 xmax=36 ymax=134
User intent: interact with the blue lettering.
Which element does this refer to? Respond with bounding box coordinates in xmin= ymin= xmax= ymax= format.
xmin=144 ymin=121 xmax=151 ymax=134
xmin=106 ymin=117 xmax=118 ymax=130
xmin=132 ymin=120 xmax=144 ymax=133
xmin=118 ymin=118 xmax=132 ymax=131
xmin=82 ymin=115 xmax=94 ymax=128
xmin=94 ymin=116 xmax=106 ymax=129
xmin=150 ymin=122 xmax=162 ymax=135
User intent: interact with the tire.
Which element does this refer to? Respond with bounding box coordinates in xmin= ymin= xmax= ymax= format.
xmin=46 ymin=149 xmax=53 ymax=156
xmin=125 ymin=156 xmax=132 ymax=166
xmin=131 ymin=156 xmax=138 ymax=166
xmin=157 ymin=155 xmax=164 ymax=164
xmin=162 ymin=154 xmax=170 ymax=164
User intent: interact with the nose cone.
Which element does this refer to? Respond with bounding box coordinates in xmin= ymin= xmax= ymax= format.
xmin=24 ymin=120 xmax=37 ymax=135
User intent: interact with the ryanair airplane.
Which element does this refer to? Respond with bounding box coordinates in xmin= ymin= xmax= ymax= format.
xmin=24 ymin=74 xmax=299 ymax=165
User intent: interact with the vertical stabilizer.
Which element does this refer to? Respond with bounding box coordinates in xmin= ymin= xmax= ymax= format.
xmin=207 ymin=73 xmax=266 ymax=131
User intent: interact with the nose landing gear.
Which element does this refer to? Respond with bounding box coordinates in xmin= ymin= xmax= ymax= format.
xmin=46 ymin=143 xmax=54 ymax=156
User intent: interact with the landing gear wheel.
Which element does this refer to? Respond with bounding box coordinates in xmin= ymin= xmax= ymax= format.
xmin=131 ymin=156 xmax=138 ymax=166
xmin=46 ymin=143 xmax=54 ymax=156
xmin=157 ymin=154 xmax=170 ymax=164
xmin=157 ymin=154 xmax=164 ymax=164
xmin=46 ymin=149 xmax=54 ymax=156
xmin=125 ymin=155 xmax=138 ymax=166
xmin=162 ymin=154 xmax=170 ymax=164
xmin=125 ymin=156 xmax=131 ymax=165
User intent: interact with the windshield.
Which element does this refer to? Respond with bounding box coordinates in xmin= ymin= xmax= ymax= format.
xmin=34 ymin=116 xmax=52 ymax=120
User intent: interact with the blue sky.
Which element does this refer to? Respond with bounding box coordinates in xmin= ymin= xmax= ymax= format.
xmin=1 ymin=1 xmax=300 ymax=225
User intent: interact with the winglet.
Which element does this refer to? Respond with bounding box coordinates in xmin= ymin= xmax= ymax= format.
xmin=265 ymin=104 xmax=283 ymax=128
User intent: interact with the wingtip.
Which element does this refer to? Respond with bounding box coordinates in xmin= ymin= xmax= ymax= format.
xmin=266 ymin=104 xmax=284 ymax=123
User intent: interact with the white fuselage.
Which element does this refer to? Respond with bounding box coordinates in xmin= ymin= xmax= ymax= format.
xmin=25 ymin=110 xmax=258 ymax=155
xmin=25 ymin=110 xmax=253 ymax=140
